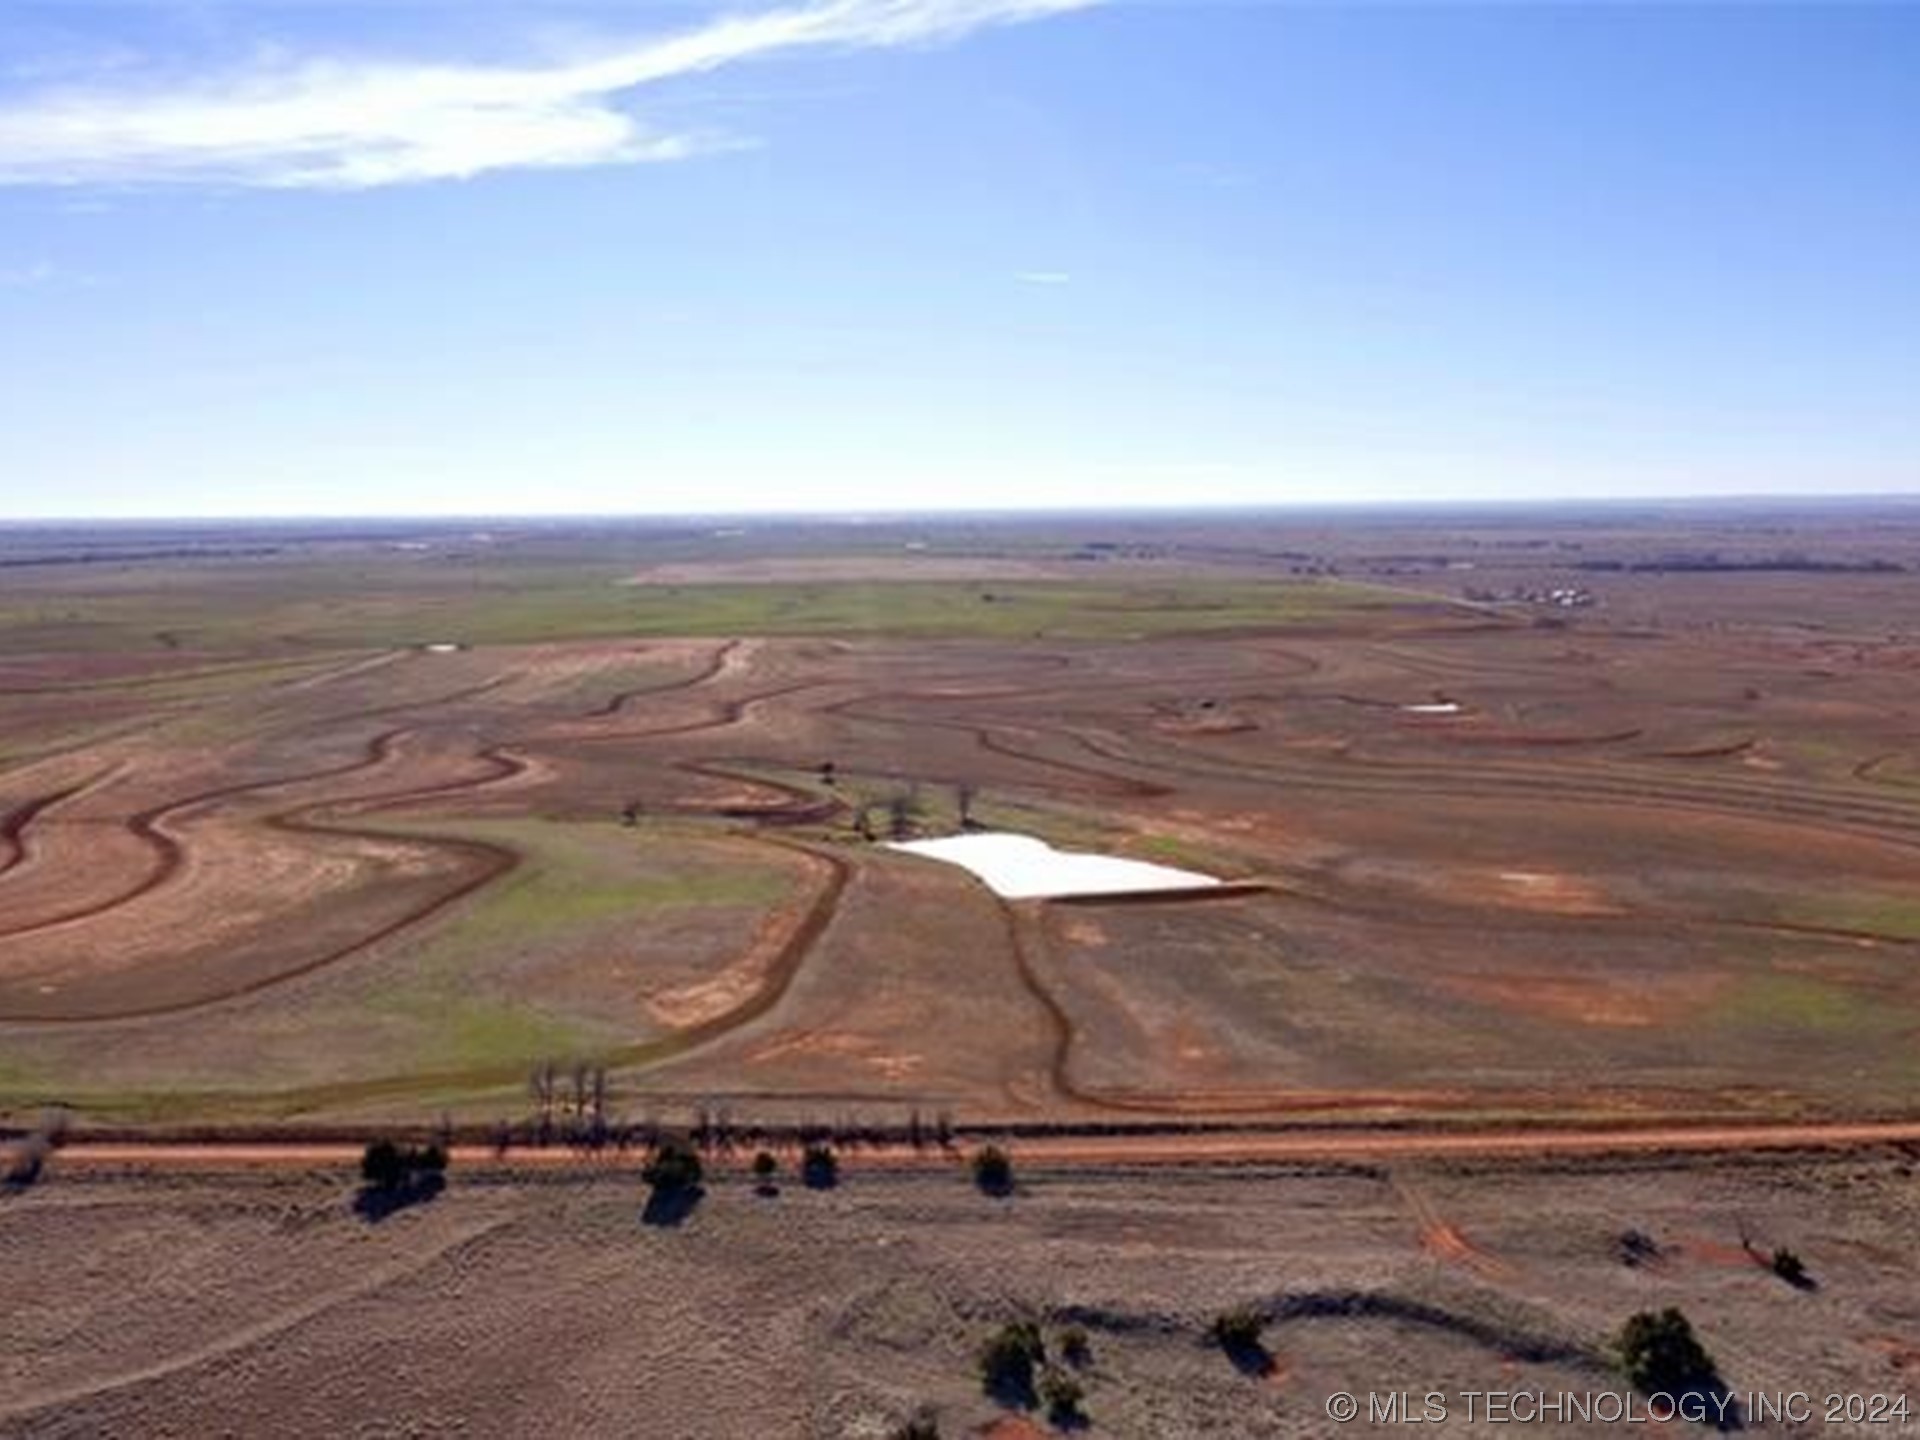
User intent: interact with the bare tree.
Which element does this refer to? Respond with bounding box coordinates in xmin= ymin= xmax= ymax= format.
xmin=589 ymin=1067 xmax=610 ymax=1148
xmin=530 ymin=1061 xmax=556 ymax=1146
xmin=955 ymin=782 xmax=977 ymax=829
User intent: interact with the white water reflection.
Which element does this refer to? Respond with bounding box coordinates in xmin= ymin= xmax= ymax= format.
xmin=885 ymin=832 xmax=1221 ymax=900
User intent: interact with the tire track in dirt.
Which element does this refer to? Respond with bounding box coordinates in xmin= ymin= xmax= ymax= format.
xmin=0 ymin=1217 xmax=515 ymax=1425
xmin=1394 ymin=1173 xmax=1510 ymax=1277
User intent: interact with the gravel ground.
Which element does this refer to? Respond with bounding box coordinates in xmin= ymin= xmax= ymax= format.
xmin=3 ymin=1150 xmax=1916 ymax=1437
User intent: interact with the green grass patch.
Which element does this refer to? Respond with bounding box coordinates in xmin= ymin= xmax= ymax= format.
xmin=0 ymin=562 xmax=1457 ymax=653
xmin=1785 ymin=893 xmax=1920 ymax=941
xmin=1718 ymin=972 xmax=1909 ymax=1036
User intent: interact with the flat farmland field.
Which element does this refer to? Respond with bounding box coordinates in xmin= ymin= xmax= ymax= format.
xmin=7 ymin=509 xmax=1920 ymax=1437
xmin=4 ymin=510 xmax=1920 ymax=1130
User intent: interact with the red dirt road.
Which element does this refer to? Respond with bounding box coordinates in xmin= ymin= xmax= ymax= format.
xmin=30 ymin=1118 xmax=1920 ymax=1175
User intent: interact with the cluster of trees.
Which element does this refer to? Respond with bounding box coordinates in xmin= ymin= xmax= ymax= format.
xmin=356 ymin=1139 xmax=449 ymax=1217
xmin=360 ymin=1139 xmax=447 ymax=1189
xmin=494 ymin=1086 xmax=959 ymax=1159
xmin=524 ymin=1062 xmax=612 ymax=1149
xmin=849 ymin=781 xmax=980 ymax=842
xmin=977 ymin=1320 xmax=1087 ymax=1424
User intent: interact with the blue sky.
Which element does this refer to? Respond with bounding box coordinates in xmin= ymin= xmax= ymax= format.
xmin=0 ymin=0 xmax=1915 ymax=518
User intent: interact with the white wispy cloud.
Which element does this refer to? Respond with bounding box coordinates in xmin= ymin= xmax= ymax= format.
xmin=0 ymin=0 xmax=1101 ymax=190
xmin=1015 ymin=269 xmax=1072 ymax=285
xmin=0 ymin=260 xmax=58 ymax=287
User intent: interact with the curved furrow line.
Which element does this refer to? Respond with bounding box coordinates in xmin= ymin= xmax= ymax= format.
xmin=0 ymin=774 xmax=109 ymax=882
xmin=578 ymin=639 xmax=739 ymax=718
xmin=976 ymin=728 xmax=1172 ymax=799
xmin=164 ymin=834 xmax=853 ymax=1116
xmin=0 ymin=653 xmax=347 ymax=698
xmin=669 ymin=757 xmax=845 ymax=825
xmin=1852 ymin=751 xmax=1920 ymax=789
xmin=1072 ymin=725 xmax=1920 ymax=853
xmin=287 ymin=674 xmax=521 ymax=736
xmin=265 ymin=648 xmax=406 ymax=694
xmin=816 ymin=691 xmax=1170 ymax=800
xmin=0 ymin=739 xmax=528 ymax=1025
xmin=1358 ymin=637 xmax=1643 ymax=683
xmin=1226 ymin=871 xmax=1920 ymax=953
xmin=1001 ymin=878 xmax=1920 ymax=1122
xmin=1000 ymin=888 xmax=1319 ymax=1114
xmin=567 ymin=679 xmax=839 ymax=744
xmin=1647 ymin=736 xmax=1759 ymax=761
xmin=1434 ymin=727 xmax=1647 ymax=748
xmin=0 ymin=732 xmax=416 ymax=945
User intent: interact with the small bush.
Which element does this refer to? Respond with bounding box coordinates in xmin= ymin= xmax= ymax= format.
xmin=1771 ymin=1247 xmax=1812 ymax=1288
xmin=1617 ymin=1228 xmax=1661 ymax=1267
xmin=640 ymin=1138 xmax=705 ymax=1226
xmin=979 ymin=1320 xmax=1046 ymax=1405
xmin=354 ymin=1139 xmax=448 ymax=1218
xmin=1209 ymin=1305 xmax=1272 ymax=1375
xmin=1210 ymin=1306 xmax=1265 ymax=1353
xmin=972 ymin=1145 xmax=1014 ymax=1196
xmin=1038 ymin=1366 xmax=1087 ymax=1427
xmin=642 ymin=1139 xmax=703 ymax=1195
xmin=890 ymin=1406 xmax=939 ymax=1440
xmin=801 ymin=1142 xmax=839 ymax=1190
xmin=360 ymin=1139 xmax=447 ymax=1193
xmin=361 ymin=1138 xmax=406 ymax=1191
xmin=1619 ymin=1307 xmax=1718 ymax=1398
xmin=3 ymin=1135 xmax=49 ymax=1189
xmin=1059 ymin=1324 xmax=1092 ymax=1368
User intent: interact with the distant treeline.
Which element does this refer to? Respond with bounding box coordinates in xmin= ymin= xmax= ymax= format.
xmin=1574 ymin=553 xmax=1906 ymax=575
xmin=0 ymin=545 xmax=286 ymax=569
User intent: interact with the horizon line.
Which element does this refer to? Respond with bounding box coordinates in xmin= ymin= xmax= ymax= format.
xmin=5 ymin=491 xmax=1920 ymax=527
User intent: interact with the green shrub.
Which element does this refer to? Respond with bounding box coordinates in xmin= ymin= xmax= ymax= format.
xmin=972 ymin=1145 xmax=1014 ymax=1195
xmin=1209 ymin=1306 xmax=1265 ymax=1354
xmin=361 ymin=1139 xmax=405 ymax=1191
xmin=1619 ymin=1308 xmax=1718 ymax=1397
xmin=1771 ymin=1247 xmax=1811 ymax=1287
xmin=360 ymin=1139 xmax=447 ymax=1194
xmin=802 ymin=1142 xmax=839 ymax=1189
xmin=642 ymin=1139 xmax=704 ymax=1195
xmin=1038 ymin=1366 xmax=1086 ymax=1425
xmin=1059 ymin=1324 xmax=1092 ymax=1367
xmin=978 ymin=1320 xmax=1046 ymax=1402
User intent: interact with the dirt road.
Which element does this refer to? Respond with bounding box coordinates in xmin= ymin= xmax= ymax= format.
xmin=29 ymin=1118 xmax=1920 ymax=1175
